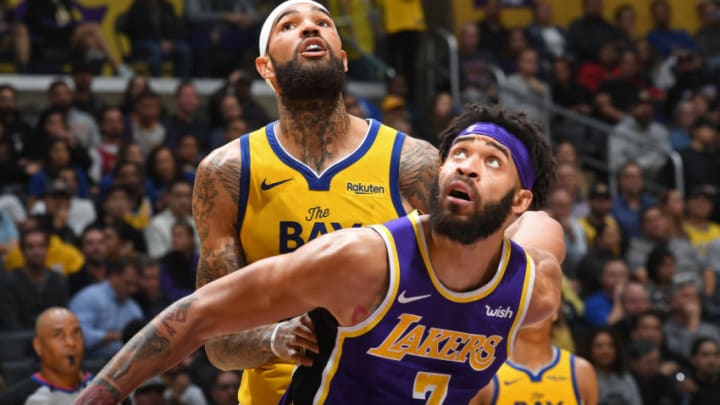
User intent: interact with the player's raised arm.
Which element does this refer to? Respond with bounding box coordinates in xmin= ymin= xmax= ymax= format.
xmin=398 ymin=136 xmax=440 ymax=213
xmin=75 ymin=227 xmax=388 ymax=404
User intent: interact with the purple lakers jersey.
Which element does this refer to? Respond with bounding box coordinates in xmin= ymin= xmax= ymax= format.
xmin=282 ymin=211 xmax=535 ymax=404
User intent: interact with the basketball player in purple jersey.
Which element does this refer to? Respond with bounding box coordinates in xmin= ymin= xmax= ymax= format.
xmin=76 ymin=105 xmax=564 ymax=404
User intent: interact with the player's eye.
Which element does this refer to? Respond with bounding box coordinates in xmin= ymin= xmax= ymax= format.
xmin=486 ymin=157 xmax=501 ymax=168
xmin=317 ymin=20 xmax=330 ymax=27
xmin=452 ymin=149 xmax=467 ymax=159
xmin=281 ymin=22 xmax=295 ymax=31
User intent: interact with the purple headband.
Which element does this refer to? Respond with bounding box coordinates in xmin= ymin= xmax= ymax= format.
xmin=453 ymin=122 xmax=536 ymax=190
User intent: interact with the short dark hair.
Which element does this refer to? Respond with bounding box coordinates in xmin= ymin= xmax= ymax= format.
xmin=630 ymin=309 xmax=665 ymax=331
xmin=19 ymin=228 xmax=49 ymax=251
xmin=0 ymin=84 xmax=17 ymax=97
xmin=175 ymin=80 xmax=195 ymax=97
xmin=627 ymin=338 xmax=658 ymax=361
xmin=48 ymin=79 xmax=69 ymax=95
xmin=691 ymin=336 xmax=719 ymax=357
xmin=436 ymin=105 xmax=556 ymax=209
xmin=107 ymin=256 xmax=141 ymax=277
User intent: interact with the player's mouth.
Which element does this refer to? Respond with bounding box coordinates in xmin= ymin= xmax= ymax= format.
xmin=299 ymin=38 xmax=328 ymax=58
xmin=446 ymin=180 xmax=473 ymax=205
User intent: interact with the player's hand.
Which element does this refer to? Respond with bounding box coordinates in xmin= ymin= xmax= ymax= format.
xmin=270 ymin=314 xmax=319 ymax=367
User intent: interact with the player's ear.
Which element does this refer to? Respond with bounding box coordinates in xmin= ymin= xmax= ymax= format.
xmin=256 ymin=56 xmax=280 ymax=94
xmin=256 ymin=55 xmax=274 ymax=80
xmin=341 ymin=49 xmax=348 ymax=72
xmin=512 ymin=189 xmax=533 ymax=214
xmin=32 ymin=336 xmax=42 ymax=358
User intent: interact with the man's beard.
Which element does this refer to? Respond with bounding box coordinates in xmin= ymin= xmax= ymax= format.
xmin=271 ymin=48 xmax=345 ymax=102
xmin=429 ymin=176 xmax=515 ymax=245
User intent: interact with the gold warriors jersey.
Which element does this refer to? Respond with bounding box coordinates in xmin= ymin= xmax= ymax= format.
xmin=491 ymin=347 xmax=582 ymax=405
xmin=236 ymin=119 xmax=408 ymax=405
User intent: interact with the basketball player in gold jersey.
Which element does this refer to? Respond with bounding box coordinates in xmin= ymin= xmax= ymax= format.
xmin=192 ymin=1 xmax=439 ymax=404
xmin=470 ymin=311 xmax=598 ymax=405
xmin=190 ymin=2 xmax=556 ymax=405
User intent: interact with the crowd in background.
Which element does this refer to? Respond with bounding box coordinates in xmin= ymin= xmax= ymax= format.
xmin=1 ymin=0 xmax=720 ymax=404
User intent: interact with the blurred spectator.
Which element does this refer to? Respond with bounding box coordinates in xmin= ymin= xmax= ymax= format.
xmin=176 ymin=133 xmax=201 ymax=176
xmin=546 ymin=187 xmax=587 ymax=275
xmin=27 ymin=138 xmax=91 ymax=206
xmin=343 ymin=93 xmax=365 ymax=119
xmin=184 ymin=0 xmax=259 ymax=78
xmin=165 ymin=80 xmax=208 ymax=150
xmin=67 ymin=225 xmax=107 ymax=297
xmin=695 ymin=0 xmax=720 ymax=73
xmin=567 ymin=0 xmax=619 ymax=63
xmin=132 ymin=377 xmax=167 ymax=405
xmin=664 ymin=51 xmax=709 ymax=117
xmin=103 ymin=223 xmax=140 ymax=263
xmin=23 ymin=108 xmax=92 ymax=181
xmin=208 ymin=69 xmax=269 ymax=131
xmin=380 ymin=95 xmax=411 ymax=134
xmin=131 ymin=90 xmax=167 ymax=155
xmin=599 ymin=50 xmax=661 ymax=125
xmin=160 ymin=222 xmax=198 ymax=300
xmin=3 ymin=215 xmax=84 ymax=276
xmin=125 ymin=0 xmax=191 ymax=78
xmin=613 ymin=3 xmax=638 ymax=45
xmin=145 ymin=179 xmax=197 ymax=259
xmin=555 ymin=162 xmax=589 ymax=218
xmin=71 ymin=62 xmax=105 ymax=120
xmin=210 ymin=371 xmax=241 ymax=405
xmin=684 ymin=185 xmax=720 ymax=256
xmin=626 ymin=205 xmax=713 ymax=290
xmin=668 ymin=100 xmax=697 ymax=150
xmin=646 ymin=245 xmax=676 ymax=313
xmin=32 ymin=179 xmax=78 ymax=245
xmin=97 ymin=144 xmax=146 ymax=199
xmin=687 ymin=336 xmax=720 ymax=405
xmin=0 ymin=0 xmax=29 ymax=72
xmin=577 ymin=41 xmax=618 ymax=94
xmin=578 ymin=182 xmax=619 ymax=247
xmin=105 ymin=161 xmax=152 ymax=231
xmin=646 ymin=0 xmax=697 ymax=60
xmin=0 ymin=228 xmax=68 ymax=330
xmin=0 ymin=122 xmax=27 ymax=190
xmin=576 ymin=223 xmax=624 ymax=296
xmin=583 ymin=258 xmax=629 ymax=327
xmin=132 ymin=256 xmax=171 ymax=318
xmin=497 ymin=27 xmax=528 ymax=74
xmin=662 ymin=118 xmax=720 ymax=216
xmin=32 ymin=167 xmax=96 ymax=236
xmin=477 ymin=0 xmax=506 ymax=58
xmin=209 ymin=93 xmax=242 ymax=149
xmin=630 ymin=310 xmax=685 ymax=374
xmin=70 ymin=257 xmax=143 ymax=359
xmin=146 ymin=145 xmax=195 ymax=212
xmin=162 ymin=363 xmax=208 ymax=405
xmin=45 ymin=80 xmax=100 ymax=149
xmin=455 ymin=22 xmax=497 ymax=106
xmin=99 ymin=185 xmax=150 ymax=250
xmin=0 ymin=84 xmax=32 ymax=162
xmin=121 ymin=75 xmax=151 ymax=116
xmin=664 ymin=281 xmax=720 ymax=358
xmin=421 ymin=92 xmax=459 ymax=146
xmin=216 ymin=117 xmax=247 ymax=147
xmin=636 ymin=38 xmax=672 ymax=89
xmin=378 ymin=0 xmax=425 ymax=100
xmin=613 ymin=282 xmax=651 ymax=340
xmin=524 ymin=0 xmax=567 ymax=63
xmin=611 ymin=161 xmax=657 ymax=239
xmin=627 ymin=339 xmax=682 ymax=405
xmin=501 ymin=49 xmax=551 ymax=132
xmin=90 ymin=107 xmax=126 ymax=182
xmin=659 ymin=188 xmax=688 ymax=239
xmin=0 ymin=307 xmax=90 ymax=404
xmin=582 ymin=327 xmax=643 ymax=405
xmin=23 ymin=0 xmax=121 ymax=71
xmin=550 ymin=57 xmax=592 ymax=115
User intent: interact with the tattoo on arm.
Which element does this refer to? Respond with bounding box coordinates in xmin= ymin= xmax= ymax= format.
xmin=76 ymin=378 xmax=120 ymax=405
xmin=197 ymin=243 xmax=244 ymax=288
xmin=399 ymin=139 xmax=440 ymax=212
xmin=206 ymin=325 xmax=276 ymax=370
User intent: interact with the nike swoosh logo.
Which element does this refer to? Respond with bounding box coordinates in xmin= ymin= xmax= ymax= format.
xmin=397 ymin=290 xmax=431 ymax=304
xmin=261 ymin=178 xmax=293 ymax=190
xmin=503 ymin=379 xmax=521 ymax=386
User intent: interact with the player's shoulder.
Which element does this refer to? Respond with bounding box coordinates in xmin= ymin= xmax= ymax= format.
xmin=197 ymin=139 xmax=243 ymax=175
xmin=571 ymin=353 xmax=595 ymax=375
